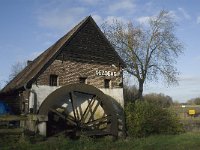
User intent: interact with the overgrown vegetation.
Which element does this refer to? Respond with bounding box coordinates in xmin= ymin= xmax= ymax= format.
xmin=123 ymin=85 xmax=138 ymax=104
xmin=2 ymin=132 xmax=200 ymax=150
xmin=125 ymin=100 xmax=184 ymax=138
xmin=123 ymin=83 xmax=174 ymax=108
xmin=144 ymin=93 xmax=173 ymax=108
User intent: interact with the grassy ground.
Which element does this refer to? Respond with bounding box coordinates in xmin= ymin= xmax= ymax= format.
xmin=1 ymin=132 xmax=200 ymax=150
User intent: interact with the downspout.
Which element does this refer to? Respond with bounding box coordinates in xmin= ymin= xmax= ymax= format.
xmin=24 ymin=83 xmax=37 ymax=114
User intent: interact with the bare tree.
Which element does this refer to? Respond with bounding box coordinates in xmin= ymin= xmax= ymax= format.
xmin=8 ymin=61 xmax=26 ymax=81
xmin=102 ymin=10 xmax=183 ymax=99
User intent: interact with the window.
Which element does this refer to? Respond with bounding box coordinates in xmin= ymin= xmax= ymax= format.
xmin=49 ymin=75 xmax=58 ymax=86
xmin=79 ymin=77 xmax=87 ymax=84
xmin=104 ymin=79 xmax=111 ymax=88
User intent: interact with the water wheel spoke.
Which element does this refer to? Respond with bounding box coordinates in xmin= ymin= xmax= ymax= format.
xmin=49 ymin=108 xmax=65 ymax=119
xmin=94 ymin=120 xmax=109 ymax=129
xmin=69 ymin=91 xmax=79 ymax=122
xmin=83 ymin=115 xmax=110 ymax=127
xmin=49 ymin=108 xmax=77 ymax=126
xmin=83 ymin=130 xmax=110 ymax=136
xmin=74 ymin=91 xmax=94 ymax=96
xmin=87 ymin=101 xmax=100 ymax=123
xmin=65 ymin=129 xmax=76 ymax=133
xmin=83 ymin=120 xmax=109 ymax=131
xmin=66 ymin=117 xmax=77 ymax=126
xmin=81 ymin=95 xmax=96 ymax=123
xmin=82 ymin=117 xmax=110 ymax=131
xmin=97 ymin=126 xmax=108 ymax=131
xmin=67 ymin=114 xmax=76 ymax=121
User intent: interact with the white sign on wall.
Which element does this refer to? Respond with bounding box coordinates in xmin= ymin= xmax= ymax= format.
xmin=96 ymin=70 xmax=117 ymax=77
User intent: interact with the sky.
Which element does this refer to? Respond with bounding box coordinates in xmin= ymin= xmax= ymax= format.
xmin=0 ymin=0 xmax=200 ymax=102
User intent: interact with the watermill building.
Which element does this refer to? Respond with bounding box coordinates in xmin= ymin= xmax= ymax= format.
xmin=0 ymin=16 xmax=125 ymax=137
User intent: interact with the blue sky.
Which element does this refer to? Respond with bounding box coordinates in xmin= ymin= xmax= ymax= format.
xmin=0 ymin=0 xmax=200 ymax=102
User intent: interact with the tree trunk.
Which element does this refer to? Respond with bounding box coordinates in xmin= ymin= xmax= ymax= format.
xmin=136 ymin=79 xmax=144 ymax=100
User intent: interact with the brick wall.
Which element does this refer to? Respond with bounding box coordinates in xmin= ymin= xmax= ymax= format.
xmin=36 ymin=59 xmax=123 ymax=89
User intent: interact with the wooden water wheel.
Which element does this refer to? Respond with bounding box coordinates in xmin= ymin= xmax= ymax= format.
xmin=38 ymin=83 xmax=118 ymax=138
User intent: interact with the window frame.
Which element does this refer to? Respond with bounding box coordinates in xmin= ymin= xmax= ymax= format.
xmin=49 ymin=74 xmax=58 ymax=86
xmin=104 ymin=79 xmax=111 ymax=88
xmin=79 ymin=77 xmax=87 ymax=84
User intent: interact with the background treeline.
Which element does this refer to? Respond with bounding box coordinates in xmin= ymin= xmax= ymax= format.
xmin=187 ymin=97 xmax=200 ymax=105
xmin=124 ymin=85 xmax=173 ymax=108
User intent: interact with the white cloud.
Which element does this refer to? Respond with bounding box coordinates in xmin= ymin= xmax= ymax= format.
xmin=178 ymin=8 xmax=191 ymax=20
xmin=197 ymin=16 xmax=200 ymax=24
xmin=105 ymin=16 xmax=127 ymax=25
xmin=92 ymin=14 xmax=103 ymax=24
xmin=136 ymin=16 xmax=150 ymax=25
xmin=168 ymin=10 xmax=180 ymax=21
xmin=136 ymin=10 xmax=181 ymax=25
xmin=167 ymin=8 xmax=191 ymax=22
xmin=178 ymin=76 xmax=199 ymax=85
xmin=37 ymin=7 xmax=87 ymax=30
xmin=92 ymin=14 xmax=128 ymax=26
xmin=92 ymin=14 xmax=128 ymax=27
xmin=108 ymin=0 xmax=136 ymax=13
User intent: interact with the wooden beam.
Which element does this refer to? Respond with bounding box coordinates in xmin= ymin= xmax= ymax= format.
xmin=0 ymin=128 xmax=24 ymax=134
xmin=0 ymin=115 xmax=27 ymax=121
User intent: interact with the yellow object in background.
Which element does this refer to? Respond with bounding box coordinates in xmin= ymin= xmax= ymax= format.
xmin=189 ymin=110 xmax=195 ymax=115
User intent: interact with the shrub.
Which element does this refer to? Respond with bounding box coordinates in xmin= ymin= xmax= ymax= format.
xmin=123 ymin=85 xmax=138 ymax=104
xmin=125 ymin=100 xmax=184 ymax=138
xmin=144 ymin=93 xmax=173 ymax=108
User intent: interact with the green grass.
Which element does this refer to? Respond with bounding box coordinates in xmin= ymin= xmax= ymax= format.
xmin=1 ymin=132 xmax=200 ymax=150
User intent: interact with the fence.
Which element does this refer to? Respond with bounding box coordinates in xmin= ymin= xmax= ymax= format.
xmin=0 ymin=115 xmax=27 ymax=137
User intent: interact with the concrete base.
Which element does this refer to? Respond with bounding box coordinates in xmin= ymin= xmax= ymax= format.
xmin=24 ymin=115 xmax=48 ymax=136
xmin=100 ymin=88 xmax=124 ymax=108
xmin=38 ymin=122 xmax=47 ymax=136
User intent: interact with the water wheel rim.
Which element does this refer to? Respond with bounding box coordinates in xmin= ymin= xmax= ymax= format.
xmin=38 ymin=83 xmax=118 ymax=137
